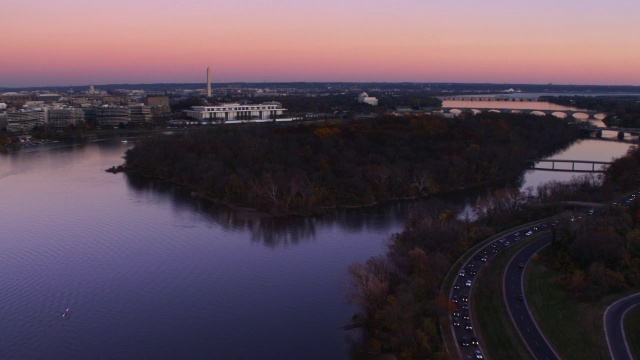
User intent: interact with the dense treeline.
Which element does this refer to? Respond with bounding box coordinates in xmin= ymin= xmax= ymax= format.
xmin=123 ymin=113 xmax=579 ymax=215
xmin=347 ymin=209 xmax=487 ymax=359
xmin=346 ymin=146 xmax=640 ymax=359
xmin=265 ymin=94 xmax=382 ymax=114
xmin=257 ymin=92 xmax=442 ymax=115
xmin=543 ymin=146 xmax=640 ymax=301
xmin=543 ymin=96 xmax=640 ymax=127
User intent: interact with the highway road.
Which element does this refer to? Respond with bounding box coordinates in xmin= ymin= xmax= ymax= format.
xmin=604 ymin=292 xmax=640 ymax=360
xmin=504 ymin=233 xmax=560 ymax=360
xmin=449 ymin=189 xmax=640 ymax=359
xmin=449 ymin=224 xmax=547 ymax=359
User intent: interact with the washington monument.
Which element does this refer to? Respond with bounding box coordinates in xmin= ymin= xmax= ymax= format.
xmin=206 ymin=66 xmax=211 ymax=97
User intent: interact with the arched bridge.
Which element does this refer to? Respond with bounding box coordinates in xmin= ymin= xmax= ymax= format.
xmin=526 ymin=159 xmax=612 ymax=173
xmin=440 ymin=107 xmax=602 ymax=119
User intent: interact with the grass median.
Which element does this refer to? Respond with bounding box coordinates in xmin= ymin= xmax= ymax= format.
xmin=624 ymin=304 xmax=640 ymax=359
xmin=472 ymin=239 xmax=535 ymax=360
xmin=524 ymin=253 xmax=610 ymax=360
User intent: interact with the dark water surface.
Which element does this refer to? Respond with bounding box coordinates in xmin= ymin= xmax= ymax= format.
xmin=0 ymin=140 xmax=408 ymax=360
xmin=0 ymin=136 xmax=632 ymax=359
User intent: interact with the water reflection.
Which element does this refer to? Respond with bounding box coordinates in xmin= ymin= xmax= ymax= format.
xmin=123 ymin=172 xmax=526 ymax=246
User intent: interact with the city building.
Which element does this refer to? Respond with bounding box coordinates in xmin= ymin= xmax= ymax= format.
xmin=129 ymin=104 xmax=152 ymax=124
xmin=96 ymin=106 xmax=131 ymax=127
xmin=86 ymin=85 xmax=107 ymax=96
xmin=357 ymin=92 xmax=379 ymax=106
xmin=7 ymin=110 xmax=44 ymax=132
xmin=48 ymin=108 xmax=85 ymax=128
xmin=0 ymin=104 xmax=7 ymax=131
xmin=183 ymin=102 xmax=286 ymax=122
xmin=0 ymin=92 xmax=32 ymax=109
xmin=144 ymin=95 xmax=171 ymax=121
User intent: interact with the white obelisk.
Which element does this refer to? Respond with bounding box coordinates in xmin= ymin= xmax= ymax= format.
xmin=206 ymin=67 xmax=211 ymax=97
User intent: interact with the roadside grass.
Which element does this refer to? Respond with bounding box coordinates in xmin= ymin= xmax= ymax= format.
xmin=624 ymin=304 xmax=640 ymax=360
xmin=525 ymin=254 xmax=610 ymax=360
xmin=472 ymin=239 xmax=535 ymax=360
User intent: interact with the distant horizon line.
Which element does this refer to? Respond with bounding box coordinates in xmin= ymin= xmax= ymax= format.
xmin=3 ymin=81 xmax=640 ymax=91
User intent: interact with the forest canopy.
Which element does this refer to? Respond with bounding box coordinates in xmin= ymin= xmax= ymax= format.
xmin=123 ymin=113 xmax=579 ymax=215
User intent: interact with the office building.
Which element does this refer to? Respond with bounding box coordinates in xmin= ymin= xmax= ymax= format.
xmin=183 ymin=102 xmax=286 ymax=122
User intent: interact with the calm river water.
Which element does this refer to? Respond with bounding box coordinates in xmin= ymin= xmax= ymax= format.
xmin=0 ymin=132 xmax=633 ymax=359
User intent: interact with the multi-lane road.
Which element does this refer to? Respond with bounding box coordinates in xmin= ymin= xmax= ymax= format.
xmin=448 ymin=224 xmax=547 ymax=359
xmin=448 ymin=190 xmax=640 ymax=360
xmin=604 ymin=292 xmax=640 ymax=360
xmin=504 ymin=233 xmax=559 ymax=360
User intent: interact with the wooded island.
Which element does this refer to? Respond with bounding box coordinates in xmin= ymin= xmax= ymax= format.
xmin=122 ymin=112 xmax=579 ymax=215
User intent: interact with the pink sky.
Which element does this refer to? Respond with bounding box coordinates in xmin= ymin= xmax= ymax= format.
xmin=1 ymin=0 xmax=639 ymax=87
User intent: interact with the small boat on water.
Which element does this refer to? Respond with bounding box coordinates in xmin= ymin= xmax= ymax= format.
xmin=62 ymin=308 xmax=70 ymax=317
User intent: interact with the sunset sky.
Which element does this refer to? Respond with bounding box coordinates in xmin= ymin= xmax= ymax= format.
xmin=1 ymin=0 xmax=639 ymax=87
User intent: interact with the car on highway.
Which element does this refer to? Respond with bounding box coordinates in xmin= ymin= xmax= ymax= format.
xmin=453 ymin=310 xmax=460 ymax=317
xmin=465 ymin=279 xmax=472 ymax=287
xmin=461 ymin=295 xmax=468 ymax=303
xmin=514 ymin=236 xmax=521 ymax=241
xmin=454 ymin=283 xmax=460 ymax=290
xmin=481 ymin=255 xmax=488 ymax=262
xmin=452 ymin=295 xmax=458 ymax=303
xmin=468 ymin=269 xmax=477 ymax=275
xmin=460 ymin=336 xmax=469 ymax=346
xmin=474 ymin=349 xmax=484 ymax=359
xmin=525 ymin=230 xmax=533 ymax=236
xmin=463 ymin=311 xmax=470 ymax=320
xmin=453 ymin=317 xmax=460 ymax=326
xmin=459 ymin=269 xmax=466 ymax=277
xmin=465 ymin=322 xmax=473 ymax=330
xmin=461 ymin=302 xmax=469 ymax=310
xmin=517 ymin=294 xmax=524 ymax=301
xmin=470 ymin=336 xmax=479 ymax=345
xmin=504 ymin=241 xmax=511 ymax=246
xmin=518 ymin=262 xmax=525 ymax=268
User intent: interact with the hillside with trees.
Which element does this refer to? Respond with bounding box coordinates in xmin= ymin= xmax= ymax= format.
xmin=122 ymin=113 xmax=579 ymax=215
xmin=345 ymin=146 xmax=640 ymax=359
xmin=545 ymin=146 xmax=640 ymax=301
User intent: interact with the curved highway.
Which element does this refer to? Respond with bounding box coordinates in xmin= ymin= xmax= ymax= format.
xmin=604 ymin=292 xmax=640 ymax=360
xmin=504 ymin=233 xmax=560 ymax=360
xmin=448 ymin=223 xmax=547 ymax=359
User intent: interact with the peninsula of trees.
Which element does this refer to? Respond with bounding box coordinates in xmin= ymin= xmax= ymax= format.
xmin=122 ymin=112 xmax=579 ymax=215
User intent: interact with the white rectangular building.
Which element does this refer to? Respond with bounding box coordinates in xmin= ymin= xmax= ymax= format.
xmin=183 ymin=102 xmax=286 ymax=122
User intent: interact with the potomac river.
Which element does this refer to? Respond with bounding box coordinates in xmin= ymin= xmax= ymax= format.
xmin=0 ymin=132 xmax=633 ymax=359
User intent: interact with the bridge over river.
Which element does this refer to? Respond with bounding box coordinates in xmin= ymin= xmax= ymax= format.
xmin=526 ymin=159 xmax=612 ymax=173
xmin=439 ymin=106 xmax=603 ymax=119
xmin=580 ymin=127 xmax=640 ymax=138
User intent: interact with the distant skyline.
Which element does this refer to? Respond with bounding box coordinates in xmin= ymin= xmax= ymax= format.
xmin=2 ymin=0 xmax=639 ymax=88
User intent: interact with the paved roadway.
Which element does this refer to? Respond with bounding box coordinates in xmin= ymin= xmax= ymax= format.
xmin=449 ymin=189 xmax=640 ymax=360
xmin=604 ymin=292 xmax=640 ymax=360
xmin=449 ymin=224 xmax=547 ymax=359
xmin=504 ymin=233 xmax=560 ymax=360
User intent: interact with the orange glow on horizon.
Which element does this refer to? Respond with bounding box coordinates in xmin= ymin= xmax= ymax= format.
xmin=2 ymin=0 xmax=640 ymax=87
